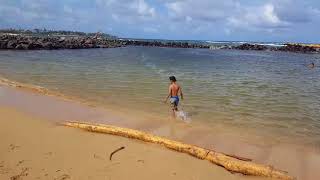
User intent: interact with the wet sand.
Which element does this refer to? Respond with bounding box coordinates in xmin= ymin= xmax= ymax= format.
xmin=0 ymin=107 xmax=267 ymax=180
xmin=0 ymin=81 xmax=320 ymax=179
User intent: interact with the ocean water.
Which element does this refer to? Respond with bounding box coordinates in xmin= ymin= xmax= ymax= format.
xmin=0 ymin=46 xmax=319 ymax=146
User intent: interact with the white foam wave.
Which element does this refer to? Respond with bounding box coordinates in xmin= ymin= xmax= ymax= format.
xmin=176 ymin=110 xmax=191 ymax=123
xmin=255 ymin=43 xmax=285 ymax=47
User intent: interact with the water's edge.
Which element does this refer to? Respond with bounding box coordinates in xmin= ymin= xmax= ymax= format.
xmin=1 ymin=76 xmax=320 ymax=180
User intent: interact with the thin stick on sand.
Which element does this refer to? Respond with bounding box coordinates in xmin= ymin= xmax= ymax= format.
xmin=63 ymin=121 xmax=295 ymax=180
xmin=223 ymin=153 xmax=252 ymax=161
xmin=109 ymin=146 xmax=125 ymax=161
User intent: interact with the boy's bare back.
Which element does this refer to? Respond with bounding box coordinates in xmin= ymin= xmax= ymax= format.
xmin=164 ymin=76 xmax=184 ymax=115
xmin=169 ymin=83 xmax=180 ymax=97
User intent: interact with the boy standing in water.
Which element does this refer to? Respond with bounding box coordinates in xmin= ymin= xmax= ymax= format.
xmin=164 ymin=76 xmax=184 ymax=117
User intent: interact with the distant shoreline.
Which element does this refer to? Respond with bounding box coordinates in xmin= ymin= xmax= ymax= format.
xmin=0 ymin=33 xmax=319 ymax=53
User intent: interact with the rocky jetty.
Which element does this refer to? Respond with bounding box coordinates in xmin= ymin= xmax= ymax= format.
xmin=233 ymin=43 xmax=268 ymax=51
xmin=232 ymin=43 xmax=319 ymax=53
xmin=0 ymin=34 xmax=123 ymax=50
xmin=277 ymin=44 xmax=318 ymax=53
xmin=1 ymin=33 xmax=319 ymax=54
xmin=0 ymin=34 xmax=211 ymax=50
xmin=122 ymin=40 xmax=210 ymax=49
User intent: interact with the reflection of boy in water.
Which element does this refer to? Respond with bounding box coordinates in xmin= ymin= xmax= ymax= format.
xmin=164 ymin=76 xmax=184 ymax=117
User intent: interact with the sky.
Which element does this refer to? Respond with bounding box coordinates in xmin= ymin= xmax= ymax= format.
xmin=0 ymin=0 xmax=320 ymax=43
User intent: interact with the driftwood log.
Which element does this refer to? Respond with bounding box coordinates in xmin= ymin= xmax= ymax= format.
xmin=63 ymin=122 xmax=295 ymax=180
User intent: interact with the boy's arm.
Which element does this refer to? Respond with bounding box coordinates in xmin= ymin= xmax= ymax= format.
xmin=180 ymin=86 xmax=184 ymax=100
xmin=164 ymin=86 xmax=172 ymax=103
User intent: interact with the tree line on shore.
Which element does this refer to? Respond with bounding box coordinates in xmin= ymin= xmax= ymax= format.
xmin=0 ymin=28 xmax=117 ymax=39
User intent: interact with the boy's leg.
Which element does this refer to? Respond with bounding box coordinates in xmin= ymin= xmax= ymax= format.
xmin=173 ymin=103 xmax=179 ymax=118
xmin=170 ymin=102 xmax=178 ymax=118
xmin=171 ymin=109 xmax=176 ymax=118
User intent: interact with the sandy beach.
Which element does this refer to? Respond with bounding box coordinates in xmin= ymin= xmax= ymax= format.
xmin=0 ymin=106 xmax=268 ymax=180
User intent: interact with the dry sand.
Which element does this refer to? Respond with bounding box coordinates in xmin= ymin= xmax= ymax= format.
xmin=0 ymin=107 xmax=266 ymax=180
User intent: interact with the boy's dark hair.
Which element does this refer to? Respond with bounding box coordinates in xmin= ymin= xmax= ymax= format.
xmin=169 ymin=76 xmax=176 ymax=82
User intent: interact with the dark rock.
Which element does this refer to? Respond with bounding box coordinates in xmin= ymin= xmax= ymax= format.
xmin=7 ymin=40 xmax=17 ymax=49
xmin=84 ymin=39 xmax=94 ymax=44
xmin=27 ymin=43 xmax=43 ymax=50
xmin=278 ymin=44 xmax=317 ymax=53
xmin=42 ymin=42 xmax=54 ymax=50
xmin=85 ymin=44 xmax=95 ymax=48
xmin=232 ymin=43 xmax=318 ymax=53
xmin=58 ymin=37 xmax=65 ymax=43
xmin=15 ymin=44 xmax=28 ymax=50
xmin=0 ymin=40 xmax=8 ymax=49
xmin=234 ymin=43 xmax=267 ymax=51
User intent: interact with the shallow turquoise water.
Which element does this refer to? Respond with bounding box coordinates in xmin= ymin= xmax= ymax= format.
xmin=0 ymin=47 xmax=319 ymax=145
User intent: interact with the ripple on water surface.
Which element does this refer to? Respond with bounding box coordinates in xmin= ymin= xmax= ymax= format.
xmin=0 ymin=47 xmax=319 ymax=147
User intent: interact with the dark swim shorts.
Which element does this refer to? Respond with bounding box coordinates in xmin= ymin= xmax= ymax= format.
xmin=170 ymin=96 xmax=179 ymax=110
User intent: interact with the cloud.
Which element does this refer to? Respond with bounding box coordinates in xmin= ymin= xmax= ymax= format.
xmin=272 ymin=0 xmax=318 ymax=23
xmin=263 ymin=4 xmax=280 ymax=24
xmin=227 ymin=3 xmax=290 ymax=32
xmin=96 ymin=0 xmax=156 ymax=23
xmin=134 ymin=0 xmax=156 ymax=17
xmin=0 ymin=0 xmax=319 ymax=42
xmin=165 ymin=0 xmax=237 ymax=22
xmin=161 ymin=0 xmax=320 ymax=39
